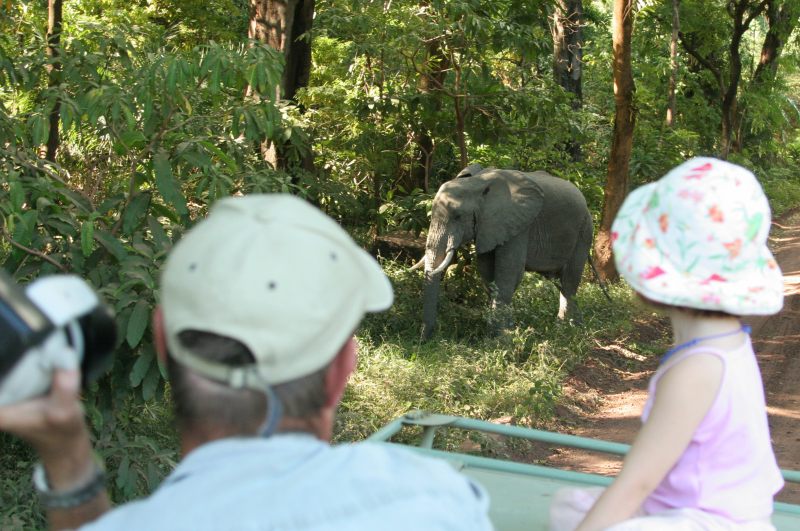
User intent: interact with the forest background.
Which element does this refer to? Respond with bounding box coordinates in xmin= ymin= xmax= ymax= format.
xmin=1 ymin=0 xmax=800 ymax=527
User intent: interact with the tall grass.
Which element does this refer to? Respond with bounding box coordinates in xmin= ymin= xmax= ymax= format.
xmin=336 ymin=263 xmax=645 ymax=444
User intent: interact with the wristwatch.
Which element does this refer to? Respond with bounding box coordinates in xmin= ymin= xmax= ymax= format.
xmin=32 ymin=457 xmax=107 ymax=509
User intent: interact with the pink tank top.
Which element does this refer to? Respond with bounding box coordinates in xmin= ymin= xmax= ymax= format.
xmin=641 ymin=337 xmax=783 ymax=521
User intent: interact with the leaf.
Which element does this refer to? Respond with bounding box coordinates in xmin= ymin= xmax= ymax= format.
xmin=122 ymin=192 xmax=151 ymax=236
xmin=129 ymin=348 xmax=154 ymax=388
xmin=116 ymin=456 xmax=130 ymax=490
xmin=180 ymin=149 xmax=211 ymax=169
xmin=121 ymin=102 xmax=136 ymax=129
xmin=12 ymin=210 xmax=38 ymax=247
xmin=142 ymin=362 xmax=161 ymax=401
xmin=199 ymin=141 xmax=237 ymax=172
xmin=29 ymin=114 xmax=48 ymax=145
xmin=61 ymin=101 xmax=74 ymax=131
xmin=9 ymin=180 xmax=24 ymax=212
xmin=94 ymin=229 xmax=127 ymax=261
xmin=126 ymin=299 xmax=150 ymax=348
xmin=57 ymin=188 xmax=93 ymax=213
xmin=146 ymin=215 xmax=171 ymax=249
xmin=166 ymin=60 xmax=177 ymax=93
xmin=118 ymin=129 xmax=147 ymax=152
xmin=153 ymin=149 xmax=188 ymax=217
xmin=231 ymin=108 xmax=241 ymax=138
xmin=80 ymin=220 xmax=94 ymax=257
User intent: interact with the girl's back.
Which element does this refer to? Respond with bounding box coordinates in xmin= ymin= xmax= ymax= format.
xmin=642 ymin=337 xmax=783 ymax=520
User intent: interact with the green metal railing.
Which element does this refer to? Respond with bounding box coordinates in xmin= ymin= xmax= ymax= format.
xmin=368 ymin=411 xmax=800 ymax=515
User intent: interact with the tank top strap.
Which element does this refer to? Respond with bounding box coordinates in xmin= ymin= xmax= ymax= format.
xmin=650 ymin=343 xmax=730 ymax=389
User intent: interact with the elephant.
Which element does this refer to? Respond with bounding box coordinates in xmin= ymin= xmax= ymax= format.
xmin=417 ymin=164 xmax=593 ymax=339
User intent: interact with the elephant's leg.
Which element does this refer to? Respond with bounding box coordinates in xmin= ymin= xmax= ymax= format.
xmin=559 ymin=223 xmax=591 ymax=323
xmin=489 ymin=232 xmax=528 ymax=330
xmin=476 ymin=252 xmax=496 ymax=297
xmin=558 ymin=267 xmax=583 ymax=322
xmin=477 ymin=253 xmax=504 ymax=332
xmin=494 ymin=232 xmax=527 ymax=304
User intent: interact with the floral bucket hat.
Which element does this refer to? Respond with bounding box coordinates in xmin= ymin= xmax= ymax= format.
xmin=611 ymin=157 xmax=784 ymax=315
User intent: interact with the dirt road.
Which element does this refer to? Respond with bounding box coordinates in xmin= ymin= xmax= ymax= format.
xmin=544 ymin=210 xmax=800 ymax=504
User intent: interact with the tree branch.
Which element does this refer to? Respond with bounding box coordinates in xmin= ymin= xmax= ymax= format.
xmin=743 ymin=0 xmax=770 ymax=28
xmin=1 ymin=226 xmax=67 ymax=272
xmin=677 ymin=31 xmax=724 ymax=94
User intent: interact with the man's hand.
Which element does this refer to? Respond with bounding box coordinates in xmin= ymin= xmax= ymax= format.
xmin=0 ymin=369 xmax=91 ymax=479
xmin=0 ymin=369 xmax=111 ymax=529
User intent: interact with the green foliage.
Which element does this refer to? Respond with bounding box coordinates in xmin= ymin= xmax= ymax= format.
xmin=760 ymin=163 xmax=800 ymax=215
xmin=307 ymin=0 xmax=570 ymax=210
xmin=0 ymin=434 xmax=44 ymax=531
xmin=0 ymin=6 xmax=293 ymax=509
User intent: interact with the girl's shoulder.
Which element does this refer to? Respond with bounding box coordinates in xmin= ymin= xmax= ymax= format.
xmin=657 ymin=351 xmax=725 ymax=394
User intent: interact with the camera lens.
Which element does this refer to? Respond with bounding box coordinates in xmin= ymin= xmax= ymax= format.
xmin=77 ymin=305 xmax=117 ymax=385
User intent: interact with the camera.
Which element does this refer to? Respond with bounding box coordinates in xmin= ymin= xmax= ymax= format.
xmin=0 ymin=270 xmax=116 ymax=406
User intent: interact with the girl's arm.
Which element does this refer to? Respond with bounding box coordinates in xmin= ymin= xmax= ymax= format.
xmin=574 ymin=352 xmax=724 ymax=531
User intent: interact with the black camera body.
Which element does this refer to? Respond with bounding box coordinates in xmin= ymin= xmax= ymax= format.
xmin=0 ymin=270 xmax=116 ymax=406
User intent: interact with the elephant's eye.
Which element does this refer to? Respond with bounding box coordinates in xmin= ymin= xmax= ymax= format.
xmin=453 ymin=213 xmax=461 ymax=220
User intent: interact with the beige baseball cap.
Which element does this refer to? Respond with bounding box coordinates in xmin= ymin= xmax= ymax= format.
xmin=160 ymin=194 xmax=393 ymax=389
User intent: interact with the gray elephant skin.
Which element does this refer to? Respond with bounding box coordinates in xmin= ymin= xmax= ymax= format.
xmin=420 ymin=164 xmax=593 ymax=339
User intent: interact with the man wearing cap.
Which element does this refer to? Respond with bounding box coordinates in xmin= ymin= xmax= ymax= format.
xmin=0 ymin=194 xmax=493 ymax=530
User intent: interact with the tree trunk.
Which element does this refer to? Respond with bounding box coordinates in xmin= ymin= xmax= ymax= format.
xmin=721 ymin=2 xmax=746 ymax=158
xmin=45 ymin=0 xmax=63 ymax=162
xmin=452 ymin=55 xmax=468 ymax=169
xmin=676 ymin=1 xmax=769 ymax=158
xmin=248 ymin=0 xmax=315 ymax=174
xmin=723 ymin=1 xmax=770 ymax=157
xmin=552 ymin=0 xmax=584 ymax=161
xmin=593 ymin=0 xmax=635 ymax=283
xmin=409 ymin=41 xmax=449 ymax=193
xmin=741 ymin=1 xmax=798 ymax=152
xmin=753 ymin=0 xmax=797 ymax=84
xmin=665 ymin=0 xmax=679 ymax=127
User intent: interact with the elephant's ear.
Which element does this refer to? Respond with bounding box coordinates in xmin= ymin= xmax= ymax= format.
xmin=476 ymin=170 xmax=544 ymax=254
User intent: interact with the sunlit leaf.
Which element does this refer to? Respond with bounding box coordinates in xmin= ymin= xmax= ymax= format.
xmin=153 ymin=148 xmax=188 ymax=217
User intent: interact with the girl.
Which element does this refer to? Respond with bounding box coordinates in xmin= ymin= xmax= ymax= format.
xmin=550 ymin=158 xmax=785 ymax=530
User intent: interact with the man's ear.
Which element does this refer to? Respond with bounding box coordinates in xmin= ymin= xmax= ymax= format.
xmin=152 ymin=305 xmax=168 ymax=367
xmin=324 ymin=336 xmax=358 ymax=407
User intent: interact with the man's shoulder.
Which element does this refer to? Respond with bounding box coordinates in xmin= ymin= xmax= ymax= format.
xmin=328 ymin=440 xmax=488 ymax=498
xmin=332 ymin=440 xmax=458 ymax=475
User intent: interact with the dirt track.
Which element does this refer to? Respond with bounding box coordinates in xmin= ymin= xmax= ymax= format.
xmin=543 ymin=210 xmax=800 ymax=504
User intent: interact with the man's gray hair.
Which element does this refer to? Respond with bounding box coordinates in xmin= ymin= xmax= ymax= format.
xmin=167 ymin=330 xmax=329 ymax=435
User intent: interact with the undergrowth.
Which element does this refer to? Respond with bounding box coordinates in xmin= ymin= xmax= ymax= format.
xmin=336 ymin=264 xmax=644 ymax=447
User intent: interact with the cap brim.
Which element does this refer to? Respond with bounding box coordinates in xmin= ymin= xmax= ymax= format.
xmin=356 ymin=247 xmax=394 ymax=312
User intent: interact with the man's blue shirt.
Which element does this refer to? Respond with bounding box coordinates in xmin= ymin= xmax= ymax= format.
xmin=81 ymin=433 xmax=493 ymax=530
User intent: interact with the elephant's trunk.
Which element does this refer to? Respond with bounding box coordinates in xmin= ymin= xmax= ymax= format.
xmin=428 ymin=248 xmax=454 ymax=276
xmin=420 ymin=228 xmax=457 ymax=339
xmin=421 ymin=272 xmax=441 ymax=340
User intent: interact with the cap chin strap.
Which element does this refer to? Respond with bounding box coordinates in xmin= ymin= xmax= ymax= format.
xmin=168 ymin=345 xmax=284 ymax=437
xmin=259 ymin=385 xmax=283 ymax=438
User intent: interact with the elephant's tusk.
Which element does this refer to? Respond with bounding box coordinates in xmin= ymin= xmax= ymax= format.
xmin=409 ymin=257 xmax=425 ymax=271
xmin=428 ymin=248 xmax=455 ymax=276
